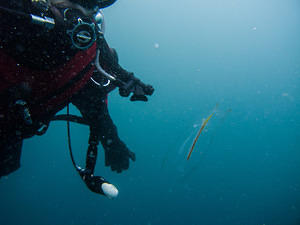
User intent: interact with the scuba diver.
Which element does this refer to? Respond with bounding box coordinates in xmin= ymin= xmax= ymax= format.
xmin=0 ymin=0 xmax=154 ymax=198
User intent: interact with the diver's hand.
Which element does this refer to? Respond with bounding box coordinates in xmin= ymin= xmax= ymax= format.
xmin=119 ymin=78 xmax=154 ymax=101
xmin=130 ymin=83 xmax=154 ymax=102
xmin=104 ymin=143 xmax=136 ymax=173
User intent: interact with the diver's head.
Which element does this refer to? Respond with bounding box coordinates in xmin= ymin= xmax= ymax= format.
xmin=69 ymin=0 xmax=117 ymax=9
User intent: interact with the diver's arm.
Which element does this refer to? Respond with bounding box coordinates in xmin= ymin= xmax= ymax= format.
xmin=85 ymin=97 xmax=135 ymax=174
xmin=97 ymin=37 xmax=154 ymax=100
xmin=71 ymin=84 xmax=135 ymax=173
xmin=97 ymin=36 xmax=145 ymax=82
xmin=97 ymin=112 xmax=136 ymax=174
xmin=97 ymin=37 xmax=133 ymax=82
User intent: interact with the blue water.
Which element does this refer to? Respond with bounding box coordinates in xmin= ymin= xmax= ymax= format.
xmin=1 ymin=0 xmax=300 ymax=225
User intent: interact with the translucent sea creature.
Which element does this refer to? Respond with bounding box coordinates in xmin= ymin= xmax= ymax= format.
xmin=186 ymin=112 xmax=215 ymax=160
xmin=180 ymin=107 xmax=231 ymax=182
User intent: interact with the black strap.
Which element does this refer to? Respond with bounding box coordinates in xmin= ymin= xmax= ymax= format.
xmin=66 ymin=104 xmax=80 ymax=171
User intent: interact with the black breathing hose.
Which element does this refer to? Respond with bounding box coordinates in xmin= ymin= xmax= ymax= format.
xmin=66 ymin=104 xmax=80 ymax=171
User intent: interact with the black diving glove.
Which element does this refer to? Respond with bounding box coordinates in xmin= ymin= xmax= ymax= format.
xmin=104 ymin=141 xmax=136 ymax=173
xmin=119 ymin=77 xmax=154 ymax=102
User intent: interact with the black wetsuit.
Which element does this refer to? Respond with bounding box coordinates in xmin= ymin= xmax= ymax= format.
xmin=0 ymin=1 xmax=152 ymax=179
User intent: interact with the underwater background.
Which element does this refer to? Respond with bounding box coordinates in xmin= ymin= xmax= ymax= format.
xmin=1 ymin=0 xmax=300 ymax=224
